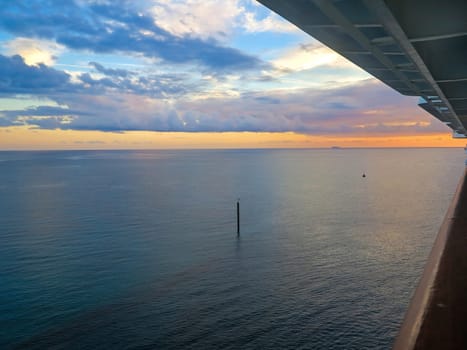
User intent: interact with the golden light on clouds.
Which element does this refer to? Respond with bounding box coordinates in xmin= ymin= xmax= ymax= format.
xmin=5 ymin=38 xmax=64 ymax=66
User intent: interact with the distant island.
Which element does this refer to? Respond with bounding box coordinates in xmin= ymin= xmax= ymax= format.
xmin=331 ymin=146 xmax=343 ymax=149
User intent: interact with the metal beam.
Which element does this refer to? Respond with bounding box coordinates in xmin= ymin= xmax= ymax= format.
xmin=371 ymin=36 xmax=395 ymax=45
xmin=310 ymin=23 xmax=383 ymax=29
xmin=312 ymin=0 xmax=423 ymax=97
xmin=409 ymin=31 xmax=467 ymax=43
xmin=342 ymin=50 xmax=406 ymax=56
xmin=437 ymin=77 xmax=467 ymax=83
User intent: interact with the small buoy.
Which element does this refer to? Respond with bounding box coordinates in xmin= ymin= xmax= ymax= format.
xmin=362 ymin=173 xmax=366 ymax=178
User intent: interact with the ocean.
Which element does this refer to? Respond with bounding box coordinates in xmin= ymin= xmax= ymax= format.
xmin=0 ymin=148 xmax=464 ymax=349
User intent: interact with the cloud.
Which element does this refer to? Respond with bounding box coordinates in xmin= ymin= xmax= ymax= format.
xmin=0 ymin=0 xmax=266 ymax=72
xmin=0 ymin=54 xmax=198 ymax=98
xmin=0 ymin=54 xmax=72 ymax=94
xmin=171 ymin=80 xmax=448 ymax=135
xmin=0 ymin=78 xmax=449 ymax=135
xmin=242 ymin=10 xmax=298 ymax=33
xmin=254 ymin=41 xmax=370 ymax=88
xmin=77 ymin=70 xmax=193 ymax=97
xmin=150 ymin=0 xmax=242 ymax=41
xmin=89 ymin=61 xmax=132 ymax=78
xmin=150 ymin=0 xmax=298 ymax=40
xmin=3 ymin=37 xmax=65 ymax=66
xmin=0 ymin=2 xmax=446 ymax=138
xmin=272 ymin=42 xmax=359 ymax=73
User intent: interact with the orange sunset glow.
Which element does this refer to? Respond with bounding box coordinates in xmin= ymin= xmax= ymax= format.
xmin=1 ymin=127 xmax=464 ymax=150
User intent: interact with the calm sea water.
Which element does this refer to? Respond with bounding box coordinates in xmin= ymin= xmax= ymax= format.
xmin=0 ymin=148 xmax=464 ymax=349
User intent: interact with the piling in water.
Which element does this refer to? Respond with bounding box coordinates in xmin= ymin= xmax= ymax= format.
xmin=237 ymin=200 xmax=240 ymax=235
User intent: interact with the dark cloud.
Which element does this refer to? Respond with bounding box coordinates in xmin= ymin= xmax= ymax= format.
xmin=0 ymin=1 xmax=266 ymax=72
xmin=0 ymin=54 xmax=195 ymax=98
xmin=77 ymin=69 xmax=194 ymax=97
xmin=1 ymin=106 xmax=89 ymax=118
xmin=254 ymin=96 xmax=281 ymax=104
xmin=89 ymin=62 xmax=132 ymax=78
xmin=253 ymin=74 xmax=278 ymax=82
xmin=0 ymin=55 xmax=71 ymax=94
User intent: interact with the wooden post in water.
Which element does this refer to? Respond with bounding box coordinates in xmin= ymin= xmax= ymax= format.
xmin=236 ymin=200 xmax=240 ymax=235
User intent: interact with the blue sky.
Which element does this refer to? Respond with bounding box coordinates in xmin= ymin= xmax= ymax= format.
xmin=0 ymin=0 xmax=455 ymax=147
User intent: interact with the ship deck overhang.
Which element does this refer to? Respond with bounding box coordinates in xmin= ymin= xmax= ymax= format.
xmin=258 ymin=0 xmax=467 ymax=137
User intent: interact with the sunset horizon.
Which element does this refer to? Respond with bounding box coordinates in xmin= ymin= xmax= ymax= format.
xmin=0 ymin=128 xmax=465 ymax=150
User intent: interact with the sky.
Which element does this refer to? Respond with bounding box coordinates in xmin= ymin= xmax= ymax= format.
xmin=0 ymin=0 xmax=464 ymax=149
